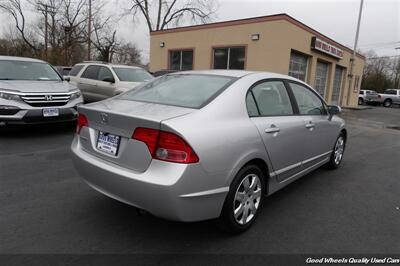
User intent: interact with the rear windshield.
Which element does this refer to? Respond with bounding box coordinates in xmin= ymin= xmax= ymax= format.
xmin=119 ymin=74 xmax=235 ymax=108
xmin=69 ymin=65 xmax=84 ymax=76
xmin=113 ymin=67 xmax=153 ymax=82
xmin=0 ymin=60 xmax=61 ymax=81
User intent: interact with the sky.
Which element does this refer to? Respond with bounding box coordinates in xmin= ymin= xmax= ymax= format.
xmin=1 ymin=0 xmax=399 ymax=63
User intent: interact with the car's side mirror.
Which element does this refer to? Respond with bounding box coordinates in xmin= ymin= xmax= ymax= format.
xmin=102 ymin=77 xmax=115 ymax=83
xmin=64 ymin=76 xmax=70 ymax=82
xmin=328 ymin=105 xmax=341 ymax=116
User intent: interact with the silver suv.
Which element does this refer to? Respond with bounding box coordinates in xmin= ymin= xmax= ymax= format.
xmin=358 ymin=90 xmax=381 ymax=105
xmin=0 ymin=56 xmax=83 ymax=125
xmin=68 ymin=62 xmax=154 ymax=102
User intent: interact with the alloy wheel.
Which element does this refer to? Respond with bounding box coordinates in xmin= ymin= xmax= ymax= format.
xmin=384 ymin=100 xmax=391 ymax=107
xmin=233 ymin=173 xmax=262 ymax=225
xmin=334 ymin=136 xmax=345 ymax=165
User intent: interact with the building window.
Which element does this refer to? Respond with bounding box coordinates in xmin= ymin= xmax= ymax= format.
xmin=213 ymin=47 xmax=245 ymax=70
xmin=288 ymin=51 xmax=309 ymax=81
xmin=331 ymin=66 xmax=344 ymax=105
xmin=314 ymin=61 xmax=329 ymax=97
xmin=354 ymin=75 xmax=360 ymax=92
xmin=169 ymin=50 xmax=193 ymax=71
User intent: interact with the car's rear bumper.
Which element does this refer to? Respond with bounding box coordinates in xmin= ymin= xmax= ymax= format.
xmin=71 ymin=136 xmax=228 ymax=222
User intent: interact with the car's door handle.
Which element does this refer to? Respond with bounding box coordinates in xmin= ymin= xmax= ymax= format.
xmin=305 ymin=122 xmax=315 ymax=129
xmin=265 ymin=125 xmax=280 ymax=134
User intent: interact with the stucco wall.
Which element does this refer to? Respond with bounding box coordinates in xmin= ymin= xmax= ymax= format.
xmin=150 ymin=18 xmax=365 ymax=107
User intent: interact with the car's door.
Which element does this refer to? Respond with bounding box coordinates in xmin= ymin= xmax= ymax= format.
xmin=96 ymin=66 xmax=116 ymax=99
xmin=248 ymin=80 xmax=306 ymax=182
xmin=394 ymin=90 xmax=400 ymax=104
xmin=78 ymin=65 xmax=101 ymax=102
xmin=359 ymin=90 xmax=365 ymax=100
xmin=288 ymin=82 xmax=337 ymax=169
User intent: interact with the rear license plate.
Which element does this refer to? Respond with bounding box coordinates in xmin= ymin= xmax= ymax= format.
xmin=96 ymin=131 xmax=121 ymax=156
xmin=43 ymin=108 xmax=59 ymax=117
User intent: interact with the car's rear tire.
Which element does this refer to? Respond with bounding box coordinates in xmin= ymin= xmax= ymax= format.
xmin=358 ymin=98 xmax=364 ymax=105
xmin=327 ymin=133 xmax=346 ymax=169
xmin=383 ymin=99 xmax=392 ymax=108
xmin=218 ymin=164 xmax=265 ymax=233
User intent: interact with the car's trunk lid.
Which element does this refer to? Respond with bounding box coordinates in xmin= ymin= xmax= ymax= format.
xmin=77 ymin=99 xmax=194 ymax=172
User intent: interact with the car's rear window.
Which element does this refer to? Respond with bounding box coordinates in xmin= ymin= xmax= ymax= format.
xmin=113 ymin=67 xmax=153 ymax=82
xmin=119 ymin=74 xmax=235 ymax=108
xmin=69 ymin=65 xmax=84 ymax=76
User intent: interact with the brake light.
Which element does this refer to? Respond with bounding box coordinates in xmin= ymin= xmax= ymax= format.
xmin=76 ymin=113 xmax=88 ymax=134
xmin=132 ymin=127 xmax=159 ymax=155
xmin=132 ymin=127 xmax=199 ymax=164
xmin=378 ymin=95 xmax=381 ymax=98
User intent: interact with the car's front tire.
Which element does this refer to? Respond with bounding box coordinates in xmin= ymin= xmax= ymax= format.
xmin=218 ymin=164 xmax=265 ymax=233
xmin=327 ymin=133 xmax=346 ymax=169
xmin=358 ymin=98 xmax=364 ymax=105
xmin=383 ymin=99 xmax=392 ymax=108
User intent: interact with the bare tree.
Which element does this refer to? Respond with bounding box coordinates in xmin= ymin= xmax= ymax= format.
xmin=0 ymin=0 xmax=40 ymax=53
xmin=361 ymin=50 xmax=394 ymax=92
xmin=390 ymin=57 xmax=400 ymax=90
xmin=1 ymin=0 xmax=144 ymax=65
xmin=113 ymin=42 xmax=141 ymax=65
xmin=90 ymin=0 xmax=120 ymax=62
xmin=129 ymin=0 xmax=217 ymax=32
xmin=58 ymin=0 xmax=88 ymax=64
xmin=92 ymin=26 xmax=119 ymax=62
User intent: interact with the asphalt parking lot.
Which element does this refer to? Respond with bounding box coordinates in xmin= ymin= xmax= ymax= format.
xmin=1 ymin=106 xmax=400 ymax=255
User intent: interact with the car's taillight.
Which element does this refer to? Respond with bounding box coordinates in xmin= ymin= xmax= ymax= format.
xmin=378 ymin=95 xmax=381 ymax=98
xmin=155 ymin=131 xmax=199 ymax=163
xmin=76 ymin=113 xmax=88 ymax=134
xmin=132 ymin=127 xmax=159 ymax=155
xmin=132 ymin=127 xmax=199 ymax=164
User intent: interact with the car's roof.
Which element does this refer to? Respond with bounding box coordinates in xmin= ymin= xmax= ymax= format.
xmin=0 ymin=55 xmax=45 ymax=63
xmin=173 ymin=69 xmax=301 ymax=80
xmin=75 ymin=61 xmax=143 ymax=69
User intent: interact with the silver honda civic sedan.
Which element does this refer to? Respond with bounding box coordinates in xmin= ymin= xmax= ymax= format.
xmin=71 ymin=70 xmax=346 ymax=232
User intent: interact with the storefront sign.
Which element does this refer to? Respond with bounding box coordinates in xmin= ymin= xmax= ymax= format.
xmin=311 ymin=37 xmax=344 ymax=59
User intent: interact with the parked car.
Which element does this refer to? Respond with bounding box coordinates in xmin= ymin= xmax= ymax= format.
xmin=54 ymin=66 xmax=72 ymax=78
xmin=152 ymin=69 xmax=177 ymax=77
xmin=68 ymin=61 xmax=154 ymax=102
xmin=71 ymin=70 xmax=346 ymax=232
xmin=358 ymin=90 xmax=381 ymax=105
xmin=379 ymin=89 xmax=400 ymax=107
xmin=0 ymin=56 xmax=83 ymax=125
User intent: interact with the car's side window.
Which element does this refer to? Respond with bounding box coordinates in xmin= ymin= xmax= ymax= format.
xmin=246 ymin=92 xmax=259 ymax=117
xmin=249 ymin=81 xmax=293 ymax=116
xmin=98 ymin=67 xmax=114 ymax=82
xmin=81 ymin=65 xmax=100 ymax=80
xmin=289 ymin=82 xmax=326 ymax=115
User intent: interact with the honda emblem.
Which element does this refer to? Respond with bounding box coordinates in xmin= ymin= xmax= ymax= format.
xmin=100 ymin=113 xmax=108 ymax=124
xmin=45 ymin=95 xmax=53 ymax=101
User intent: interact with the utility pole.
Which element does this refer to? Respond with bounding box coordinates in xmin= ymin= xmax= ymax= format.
xmin=87 ymin=0 xmax=92 ymax=61
xmin=346 ymin=0 xmax=364 ymax=106
xmin=396 ymin=47 xmax=400 ymax=89
xmin=44 ymin=5 xmax=48 ymax=60
xmin=38 ymin=2 xmax=56 ymax=61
